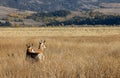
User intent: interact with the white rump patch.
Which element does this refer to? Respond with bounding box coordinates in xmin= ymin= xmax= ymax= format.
xmin=37 ymin=53 xmax=45 ymax=60
xmin=31 ymin=49 xmax=35 ymax=53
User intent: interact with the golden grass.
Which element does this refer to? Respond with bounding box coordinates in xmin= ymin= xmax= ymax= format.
xmin=0 ymin=27 xmax=120 ymax=37
xmin=0 ymin=27 xmax=120 ymax=78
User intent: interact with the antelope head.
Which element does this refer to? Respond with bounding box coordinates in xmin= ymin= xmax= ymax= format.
xmin=38 ymin=40 xmax=46 ymax=51
xmin=26 ymin=43 xmax=34 ymax=52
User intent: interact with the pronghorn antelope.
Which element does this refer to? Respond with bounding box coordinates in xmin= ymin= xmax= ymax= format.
xmin=26 ymin=40 xmax=46 ymax=61
xmin=34 ymin=40 xmax=46 ymax=60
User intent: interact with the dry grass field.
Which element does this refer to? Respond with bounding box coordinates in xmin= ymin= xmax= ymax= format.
xmin=0 ymin=27 xmax=120 ymax=78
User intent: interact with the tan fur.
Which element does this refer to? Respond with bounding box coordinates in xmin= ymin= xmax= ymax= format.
xmin=36 ymin=41 xmax=46 ymax=52
xmin=26 ymin=40 xmax=46 ymax=61
xmin=26 ymin=43 xmax=34 ymax=53
xmin=33 ymin=41 xmax=46 ymax=60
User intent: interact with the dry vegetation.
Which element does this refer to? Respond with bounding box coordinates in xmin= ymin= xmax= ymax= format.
xmin=94 ymin=3 xmax=120 ymax=15
xmin=0 ymin=27 xmax=120 ymax=78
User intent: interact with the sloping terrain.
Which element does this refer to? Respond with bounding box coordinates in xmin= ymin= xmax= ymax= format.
xmin=0 ymin=6 xmax=17 ymax=17
xmin=0 ymin=6 xmax=34 ymax=17
xmin=94 ymin=3 xmax=120 ymax=14
xmin=0 ymin=0 xmax=120 ymax=12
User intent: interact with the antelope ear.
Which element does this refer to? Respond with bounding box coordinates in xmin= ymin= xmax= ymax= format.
xmin=39 ymin=42 xmax=41 ymax=44
xmin=31 ymin=43 xmax=33 ymax=46
xmin=40 ymin=40 xmax=43 ymax=43
xmin=43 ymin=40 xmax=46 ymax=43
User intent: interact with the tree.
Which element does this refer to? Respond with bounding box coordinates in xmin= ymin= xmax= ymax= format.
xmin=4 ymin=21 xmax=12 ymax=26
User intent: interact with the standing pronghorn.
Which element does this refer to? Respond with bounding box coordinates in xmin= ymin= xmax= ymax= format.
xmin=34 ymin=40 xmax=46 ymax=61
xmin=26 ymin=40 xmax=46 ymax=61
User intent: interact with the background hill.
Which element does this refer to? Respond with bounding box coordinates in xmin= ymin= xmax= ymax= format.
xmin=0 ymin=0 xmax=120 ymax=26
xmin=0 ymin=0 xmax=120 ymax=12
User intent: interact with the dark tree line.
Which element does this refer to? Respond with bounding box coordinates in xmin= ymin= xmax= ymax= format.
xmin=26 ymin=10 xmax=71 ymax=21
xmin=46 ymin=15 xmax=120 ymax=26
xmin=26 ymin=10 xmax=120 ymax=26
xmin=0 ymin=21 xmax=11 ymax=26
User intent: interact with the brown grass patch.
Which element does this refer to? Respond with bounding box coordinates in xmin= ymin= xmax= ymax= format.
xmin=0 ymin=27 xmax=120 ymax=78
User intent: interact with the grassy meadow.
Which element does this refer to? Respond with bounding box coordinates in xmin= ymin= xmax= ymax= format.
xmin=0 ymin=27 xmax=120 ymax=78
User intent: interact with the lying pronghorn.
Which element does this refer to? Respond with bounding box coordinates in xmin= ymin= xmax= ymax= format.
xmin=26 ymin=40 xmax=46 ymax=61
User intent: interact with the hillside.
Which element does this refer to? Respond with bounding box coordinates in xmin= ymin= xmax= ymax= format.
xmin=0 ymin=0 xmax=120 ymax=27
xmin=0 ymin=6 xmax=40 ymax=26
xmin=0 ymin=0 xmax=120 ymax=12
xmin=0 ymin=6 xmax=35 ymax=17
xmin=0 ymin=6 xmax=17 ymax=17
